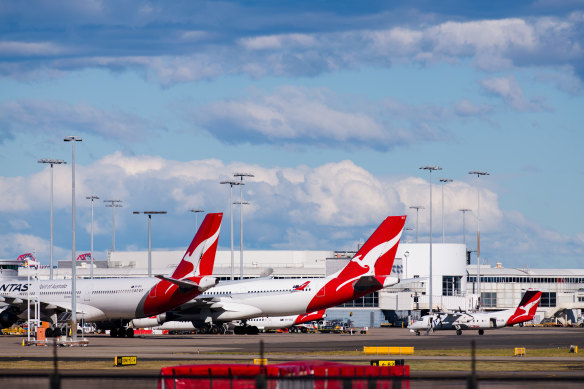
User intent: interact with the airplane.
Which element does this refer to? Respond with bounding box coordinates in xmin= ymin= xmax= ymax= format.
xmin=408 ymin=290 xmax=542 ymax=336
xmin=132 ymin=310 xmax=326 ymax=334
xmin=132 ymin=215 xmax=406 ymax=334
xmin=0 ymin=212 xmax=223 ymax=338
xmin=248 ymin=309 xmax=326 ymax=332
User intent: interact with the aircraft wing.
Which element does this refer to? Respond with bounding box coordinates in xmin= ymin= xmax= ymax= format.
xmin=0 ymin=295 xmax=106 ymax=322
xmin=0 ymin=295 xmax=63 ymax=311
xmin=169 ymin=296 xmax=226 ymax=312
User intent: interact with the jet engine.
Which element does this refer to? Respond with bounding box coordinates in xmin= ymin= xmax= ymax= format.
xmin=130 ymin=313 xmax=166 ymax=328
xmin=0 ymin=306 xmax=19 ymax=329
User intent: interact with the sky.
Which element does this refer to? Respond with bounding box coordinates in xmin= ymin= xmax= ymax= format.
xmin=0 ymin=0 xmax=583 ymax=270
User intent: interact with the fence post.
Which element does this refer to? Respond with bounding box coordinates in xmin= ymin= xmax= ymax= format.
xmin=50 ymin=339 xmax=60 ymax=389
xmin=467 ymin=339 xmax=477 ymax=389
xmin=256 ymin=340 xmax=266 ymax=389
xmin=392 ymin=376 xmax=402 ymax=389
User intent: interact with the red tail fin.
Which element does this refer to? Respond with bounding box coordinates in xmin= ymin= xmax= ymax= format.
xmin=506 ymin=290 xmax=542 ymax=325
xmin=171 ymin=213 xmax=223 ymax=279
xmin=337 ymin=215 xmax=406 ymax=281
xmin=306 ymin=216 xmax=406 ymax=312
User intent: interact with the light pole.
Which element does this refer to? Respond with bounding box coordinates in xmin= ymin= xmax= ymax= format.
xmin=38 ymin=158 xmax=66 ymax=280
xmin=469 ymin=171 xmax=489 ymax=309
xmin=220 ymin=180 xmax=241 ymax=280
xmin=189 ymin=209 xmax=204 ymax=231
xmin=459 ymin=209 xmax=472 ymax=246
xmin=439 ymin=178 xmax=453 ymax=243
xmin=233 ymin=200 xmax=250 ymax=279
xmin=233 ymin=172 xmax=254 ymax=280
xmin=403 ymin=250 xmax=410 ymax=279
xmin=86 ymin=195 xmax=99 ymax=279
xmin=104 ymin=200 xmax=122 ymax=251
xmin=409 ymin=206 xmax=424 ymax=243
xmin=133 ymin=211 xmax=167 ymax=277
xmin=64 ymin=135 xmax=82 ymax=341
xmin=420 ymin=165 xmax=442 ymax=315
xmin=404 ymin=227 xmax=413 ymax=243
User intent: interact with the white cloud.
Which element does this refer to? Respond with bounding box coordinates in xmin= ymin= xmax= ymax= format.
xmin=480 ymin=75 xmax=549 ymax=111
xmin=0 ymin=152 xmax=581 ymax=267
xmin=239 ymin=33 xmax=317 ymax=50
xmin=0 ymin=100 xmax=163 ymax=143
xmin=394 ymin=177 xmax=503 ymax=236
xmin=0 ymin=233 xmax=50 ymax=260
xmin=0 ymin=41 xmax=68 ymax=56
xmin=191 ymin=86 xmax=446 ymax=149
xmin=454 ymin=99 xmax=493 ymax=116
xmin=9 ymin=219 xmax=31 ymax=230
xmin=2 ymin=10 xmax=583 ymax=87
xmin=427 ymin=19 xmax=537 ymax=54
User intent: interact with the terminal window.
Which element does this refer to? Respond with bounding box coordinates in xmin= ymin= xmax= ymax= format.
xmin=442 ymin=276 xmax=462 ymax=296
xmin=540 ymin=292 xmax=556 ymax=307
xmin=338 ymin=291 xmax=379 ymax=308
xmin=481 ymin=292 xmax=497 ymax=308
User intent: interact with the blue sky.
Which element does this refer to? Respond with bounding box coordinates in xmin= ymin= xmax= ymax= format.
xmin=0 ymin=0 xmax=583 ymax=269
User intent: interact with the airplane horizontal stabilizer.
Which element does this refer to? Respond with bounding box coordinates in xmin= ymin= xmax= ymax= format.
xmin=155 ymin=275 xmax=218 ymax=292
xmin=156 ymin=275 xmax=198 ymax=291
xmin=398 ymin=277 xmax=427 ymax=284
xmin=353 ymin=276 xmax=383 ymax=292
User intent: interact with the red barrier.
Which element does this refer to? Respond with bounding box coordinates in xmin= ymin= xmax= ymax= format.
xmin=159 ymin=361 xmax=409 ymax=389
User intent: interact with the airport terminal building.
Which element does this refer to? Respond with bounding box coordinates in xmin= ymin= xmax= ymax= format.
xmin=8 ymin=243 xmax=584 ymax=327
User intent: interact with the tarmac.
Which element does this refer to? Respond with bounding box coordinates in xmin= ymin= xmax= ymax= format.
xmin=0 ymin=326 xmax=582 ymax=363
xmin=1 ymin=326 xmax=583 ymax=388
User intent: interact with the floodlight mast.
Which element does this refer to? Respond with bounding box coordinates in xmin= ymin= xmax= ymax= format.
xmin=420 ymin=165 xmax=442 ymax=315
xmin=459 ymin=208 xmax=472 ymax=246
xmin=38 ymin=158 xmax=66 ymax=280
xmin=468 ymin=171 xmax=489 ymax=309
xmin=104 ymin=200 xmax=123 ymax=251
xmin=189 ymin=209 xmax=204 ymax=231
xmin=233 ymin=200 xmax=250 ymax=279
xmin=439 ymin=178 xmax=453 ymax=243
xmin=409 ymin=206 xmax=424 ymax=243
xmin=86 ymin=195 xmax=99 ymax=279
xmin=233 ymin=172 xmax=254 ymax=280
xmin=133 ymin=211 xmax=167 ymax=277
xmin=220 ymin=180 xmax=241 ymax=280
xmin=64 ymin=135 xmax=82 ymax=341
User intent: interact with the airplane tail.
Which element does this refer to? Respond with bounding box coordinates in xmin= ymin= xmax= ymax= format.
xmin=306 ymin=216 xmax=406 ymax=312
xmin=139 ymin=213 xmax=222 ymax=317
xmin=336 ymin=215 xmax=406 ymax=281
xmin=506 ymin=290 xmax=542 ymax=325
xmin=171 ymin=212 xmax=223 ymax=279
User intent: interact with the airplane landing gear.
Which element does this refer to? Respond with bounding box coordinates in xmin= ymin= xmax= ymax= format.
xmin=478 ymin=329 xmax=484 ymax=335
xmin=199 ymin=324 xmax=226 ymax=335
xmin=415 ymin=331 xmax=420 ymax=336
xmin=110 ymin=327 xmax=133 ymax=337
xmin=456 ymin=329 xmax=462 ymax=335
xmin=234 ymin=325 xmax=259 ymax=335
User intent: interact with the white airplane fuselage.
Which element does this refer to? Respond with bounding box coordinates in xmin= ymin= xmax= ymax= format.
xmin=1 ymin=277 xmax=159 ymax=322
xmin=408 ymin=311 xmax=510 ymax=333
